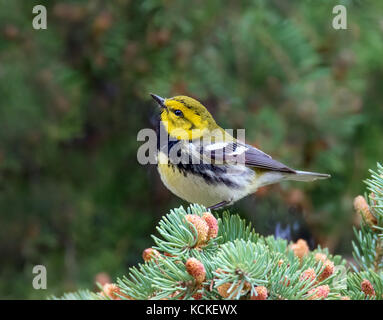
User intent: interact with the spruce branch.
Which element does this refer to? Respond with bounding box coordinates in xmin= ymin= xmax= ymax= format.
xmin=53 ymin=163 xmax=383 ymax=300
xmin=50 ymin=289 xmax=100 ymax=300
xmin=212 ymin=240 xmax=271 ymax=299
xmin=217 ymin=211 xmax=259 ymax=244
xmin=352 ymin=163 xmax=383 ymax=273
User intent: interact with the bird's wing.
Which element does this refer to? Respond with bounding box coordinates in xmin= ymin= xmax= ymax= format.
xmin=198 ymin=140 xmax=296 ymax=173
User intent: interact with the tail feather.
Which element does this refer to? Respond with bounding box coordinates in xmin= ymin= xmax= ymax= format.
xmin=290 ymin=170 xmax=331 ymax=182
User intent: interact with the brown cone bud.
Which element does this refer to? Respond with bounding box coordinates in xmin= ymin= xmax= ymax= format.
xmin=361 ymin=279 xmax=376 ymax=297
xmin=192 ymin=291 xmax=203 ymax=300
xmin=142 ymin=248 xmax=161 ymax=262
xmin=217 ymin=282 xmax=241 ymax=298
xmin=217 ymin=282 xmax=232 ymax=298
xmin=202 ymin=212 xmax=219 ymax=240
xmin=217 ymin=280 xmax=250 ymax=298
xmin=354 ymin=195 xmax=377 ymax=227
xmin=185 ymin=258 xmax=206 ymax=283
xmin=290 ymin=239 xmax=309 ymax=260
xmin=317 ymin=259 xmax=334 ymax=282
xmin=185 ymin=214 xmax=209 ymax=246
xmin=100 ymin=283 xmax=132 ymax=300
xmin=299 ymin=268 xmax=317 ymax=282
xmin=314 ymin=253 xmax=327 ymax=263
xmin=250 ymin=286 xmax=268 ymax=300
xmin=308 ymin=285 xmax=330 ymax=300
xmin=94 ymin=272 xmax=111 ymax=287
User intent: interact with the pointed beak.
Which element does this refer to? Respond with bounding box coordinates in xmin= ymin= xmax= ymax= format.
xmin=150 ymin=93 xmax=166 ymax=109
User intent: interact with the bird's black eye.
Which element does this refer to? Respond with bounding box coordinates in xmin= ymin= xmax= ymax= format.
xmin=174 ymin=109 xmax=183 ymax=117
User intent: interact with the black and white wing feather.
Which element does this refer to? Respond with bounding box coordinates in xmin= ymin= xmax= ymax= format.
xmin=200 ymin=140 xmax=296 ymax=173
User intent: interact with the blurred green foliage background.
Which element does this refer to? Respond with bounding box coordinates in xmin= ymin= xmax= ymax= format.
xmin=1 ymin=0 xmax=383 ymax=299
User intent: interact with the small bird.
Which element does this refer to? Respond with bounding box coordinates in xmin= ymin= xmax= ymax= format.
xmin=150 ymin=94 xmax=330 ymax=210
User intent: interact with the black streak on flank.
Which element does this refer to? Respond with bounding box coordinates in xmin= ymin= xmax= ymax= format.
xmin=175 ymin=163 xmax=239 ymax=188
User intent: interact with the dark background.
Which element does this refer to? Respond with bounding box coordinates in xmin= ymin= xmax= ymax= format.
xmin=1 ymin=0 xmax=383 ymax=299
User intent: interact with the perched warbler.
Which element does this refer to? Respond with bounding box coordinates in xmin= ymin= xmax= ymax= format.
xmin=150 ymin=94 xmax=330 ymax=210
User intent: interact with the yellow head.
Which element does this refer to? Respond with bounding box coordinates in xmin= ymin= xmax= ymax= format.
xmin=150 ymin=94 xmax=218 ymax=140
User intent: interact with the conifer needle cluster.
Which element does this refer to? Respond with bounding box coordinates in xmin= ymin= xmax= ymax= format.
xmin=54 ymin=164 xmax=383 ymax=300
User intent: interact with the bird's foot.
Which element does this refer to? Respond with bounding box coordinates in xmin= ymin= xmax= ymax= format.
xmin=207 ymin=200 xmax=230 ymax=210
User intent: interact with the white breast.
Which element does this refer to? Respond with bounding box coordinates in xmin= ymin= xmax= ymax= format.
xmin=157 ymin=151 xmax=256 ymax=207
